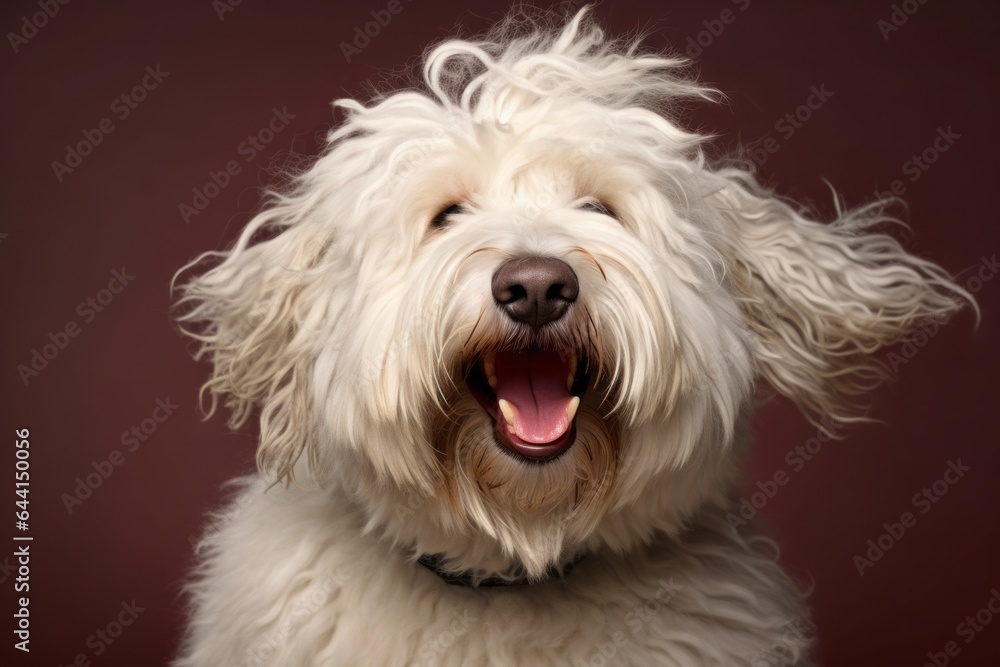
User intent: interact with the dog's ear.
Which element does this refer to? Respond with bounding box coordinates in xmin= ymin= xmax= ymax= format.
xmin=710 ymin=176 xmax=975 ymax=427
xmin=175 ymin=205 xmax=329 ymax=484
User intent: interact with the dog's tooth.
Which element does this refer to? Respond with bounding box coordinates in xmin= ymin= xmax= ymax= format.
xmin=566 ymin=396 xmax=580 ymax=422
xmin=498 ymin=399 xmax=516 ymax=427
xmin=488 ymin=375 xmax=498 ymax=389
xmin=566 ymin=373 xmax=574 ymax=391
xmin=484 ymin=356 xmax=495 ymax=378
xmin=568 ymin=352 xmax=577 ymax=375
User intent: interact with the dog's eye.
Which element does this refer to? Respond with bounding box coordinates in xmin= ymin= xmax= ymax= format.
xmin=431 ymin=204 xmax=464 ymax=228
xmin=580 ymin=201 xmax=615 ymax=218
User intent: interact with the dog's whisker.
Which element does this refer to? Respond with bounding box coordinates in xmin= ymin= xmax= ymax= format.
xmin=568 ymin=245 xmax=607 ymax=281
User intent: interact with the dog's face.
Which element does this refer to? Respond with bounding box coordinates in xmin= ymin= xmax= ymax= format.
xmin=315 ymin=116 xmax=757 ymax=575
xmin=178 ymin=11 xmax=969 ymax=580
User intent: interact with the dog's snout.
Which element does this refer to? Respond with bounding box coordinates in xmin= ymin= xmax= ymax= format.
xmin=491 ymin=257 xmax=579 ymax=330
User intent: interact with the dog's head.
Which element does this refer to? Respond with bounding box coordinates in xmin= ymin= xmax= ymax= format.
xmin=176 ymin=10 xmax=972 ymax=581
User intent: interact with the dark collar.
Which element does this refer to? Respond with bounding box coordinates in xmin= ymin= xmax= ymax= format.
xmin=417 ymin=553 xmax=584 ymax=588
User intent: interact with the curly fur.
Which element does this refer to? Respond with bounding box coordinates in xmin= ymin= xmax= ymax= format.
xmin=173 ymin=7 xmax=972 ymax=666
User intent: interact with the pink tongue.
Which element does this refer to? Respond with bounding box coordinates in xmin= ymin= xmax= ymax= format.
xmin=495 ymin=349 xmax=575 ymax=444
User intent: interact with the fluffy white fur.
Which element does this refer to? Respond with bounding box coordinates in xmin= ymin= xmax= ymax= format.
xmin=173 ymin=9 xmax=971 ymax=666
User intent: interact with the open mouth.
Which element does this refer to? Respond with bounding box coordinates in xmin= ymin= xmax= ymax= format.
xmin=465 ymin=346 xmax=590 ymax=462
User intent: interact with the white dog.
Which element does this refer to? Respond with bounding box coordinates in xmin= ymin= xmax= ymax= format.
xmin=173 ymin=9 xmax=970 ymax=666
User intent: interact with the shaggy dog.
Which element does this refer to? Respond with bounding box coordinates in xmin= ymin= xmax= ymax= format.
xmin=174 ymin=9 xmax=971 ymax=666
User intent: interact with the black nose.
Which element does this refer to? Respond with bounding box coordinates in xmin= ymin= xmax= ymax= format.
xmin=492 ymin=257 xmax=579 ymax=330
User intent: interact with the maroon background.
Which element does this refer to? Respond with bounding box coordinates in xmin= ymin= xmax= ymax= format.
xmin=2 ymin=1 xmax=998 ymax=665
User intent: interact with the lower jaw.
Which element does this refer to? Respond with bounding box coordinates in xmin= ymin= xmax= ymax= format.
xmin=494 ymin=418 xmax=576 ymax=463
